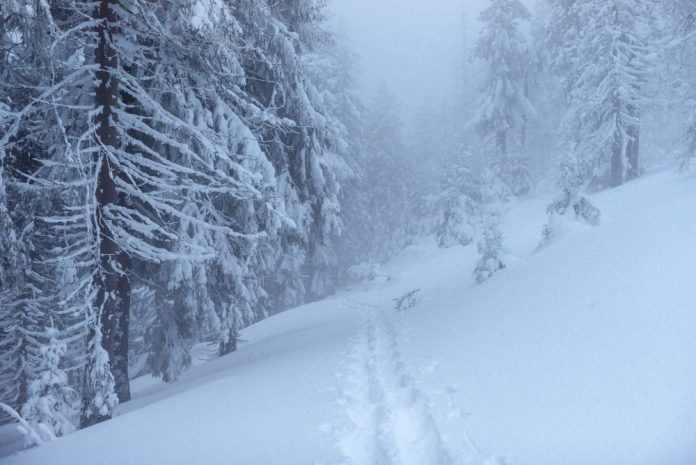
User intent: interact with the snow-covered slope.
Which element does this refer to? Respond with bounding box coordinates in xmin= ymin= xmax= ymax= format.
xmin=2 ymin=170 xmax=696 ymax=465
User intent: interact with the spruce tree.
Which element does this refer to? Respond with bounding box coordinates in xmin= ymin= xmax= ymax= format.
xmin=547 ymin=0 xmax=653 ymax=189
xmin=21 ymin=329 xmax=76 ymax=441
xmin=474 ymin=0 xmax=536 ymax=195
xmin=435 ymin=150 xmax=479 ymax=248
xmin=473 ymin=170 xmax=506 ymax=283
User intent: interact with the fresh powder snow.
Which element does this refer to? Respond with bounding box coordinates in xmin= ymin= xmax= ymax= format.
xmin=2 ymin=169 xmax=694 ymax=465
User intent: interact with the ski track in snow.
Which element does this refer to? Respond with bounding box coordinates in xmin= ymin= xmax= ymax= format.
xmin=334 ymin=299 xmax=455 ymax=465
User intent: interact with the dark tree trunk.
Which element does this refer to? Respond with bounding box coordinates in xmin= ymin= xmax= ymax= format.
xmin=496 ymin=128 xmax=507 ymax=159
xmin=610 ymin=92 xmax=624 ymax=188
xmin=15 ymin=322 xmax=28 ymax=409
xmin=610 ymin=129 xmax=624 ymax=188
xmin=520 ymin=71 xmax=529 ymax=148
xmin=219 ymin=330 xmax=238 ymax=356
xmin=112 ymin=252 xmax=131 ymax=401
xmin=626 ymin=110 xmax=640 ymax=180
xmin=92 ymin=0 xmax=131 ymax=407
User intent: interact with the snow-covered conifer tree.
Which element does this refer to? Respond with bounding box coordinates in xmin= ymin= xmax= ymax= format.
xmin=435 ymin=150 xmax=479 ymax=248
xmin=235 ymin=0 xmax=345 ymax=306
xmin=541 ymin=162 xmax=601 ymax=245
xmin=664 ymin=1 xmax=696 ymax=169
xmin=1 ymin=0 xmax=282 ymax=424
xmin=20 ymin=329 xmax=76 ymax=441
xmin=1 ymin=0 xmax=359 ymax=433
xmin=473 ymin=223 xmax=505 ymax=283
xmin=473 ymin=171 xmax=506 ymax=283
xmin=0 ymin=168 xmax=36 ymax=416
xmin=0 ymin=0 xmax=54 ymax=418
xmin=474 ymin=0 xmax=536 ymax=195
xmin=80 ymin=320 xmax=118 ymax=428
xmin=548 ymin=0 xmax=654 ymax=189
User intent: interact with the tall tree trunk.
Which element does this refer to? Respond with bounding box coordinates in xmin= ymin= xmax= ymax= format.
xmin=626 ymin=108 xmax=640 ymax=180
xmin=112 ymin=252 xmax=131 ymax=401
xmin=520 ymin=71 xmax=529 ymax=148
xmin=496 ymin=128 xmax=507 ymax=160
xmin=609 ymin=93 xmax=624 ymax=188
xmin=610 ymin=128 xmax=624 ymax=188
xmin=93 ymin=0 xmax=131 ymax=405
xmin=15 ymin=317 xmax=28 ymax=409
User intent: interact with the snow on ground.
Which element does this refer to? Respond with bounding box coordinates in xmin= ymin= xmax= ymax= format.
xmin=2 ymin=169 xmax=696 ymax=465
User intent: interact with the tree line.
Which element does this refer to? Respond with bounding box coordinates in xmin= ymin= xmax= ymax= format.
xmin=435 ymin=0 xmax=696 ymax=281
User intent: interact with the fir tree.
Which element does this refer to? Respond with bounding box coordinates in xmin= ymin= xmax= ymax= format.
xmin=80 ymin=319 xmax=118 ymax=428
xmin=20 ymin=329 xmax=76 ymax=441
xmin=665 ymin=0 xmax=696 ymax=170
xmin=474 ymin=0 xmax=536 ymax=195
xmin=236 ymin=0 xmax=344 ymax=306
xmin=473 ymin=171 xmax=506 ymax=283
xmin=473 ymin=215 xmax=506 ymax=284
xmin=0 ymin=166 xmax=37 ymax=417
xmin=547 ymin=0 xmax=654 ymax=189
xmin=1 ymin=0 xmax=360 ymax=433
xmin=435 ymin=150 xmax=479 ymax=248
xmin=541 ymin=162 xmax=601 ymax=246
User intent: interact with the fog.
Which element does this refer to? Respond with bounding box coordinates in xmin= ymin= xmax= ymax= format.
xmin=332 ymin=0 xmax=544 ymax=130
xmin=2 ymin=2 xmax=696 ymax=465
xmin=329 ymin=0 xmax=488 ymax=125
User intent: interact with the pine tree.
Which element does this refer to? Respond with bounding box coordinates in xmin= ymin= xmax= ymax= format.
xmin=549 ymin=0 xmax=653 ymax=189
xmin=541 ymin=162 xmax=601 ymax=245
xmin=80 ymin=319 xmax=118 ymax=428
xmin=435 ymin=150 xmax=479 ymax=248
xmin=2 ymin=0 xmax=356 ymax=432
xmin=2 ymin=0 xmax=285 ymax=424
xmin=146 ymin=289 xmax=193 ymax=383
xmin=665 ymin=0 xmax=696 ymax=169
xmin=20 ymin=329 xmax=76 ymax=441
xmin=235 ymin=0 xmax=345 ymax=307
xmin=308 ymin=34 xmax=368 ymax=284
xmin=473 ymin=220 xmax=506 ymax=284
xmin=473 ymin=171 xmax=506 ymax=283
xmin=474 ymin=0 xmax=536 ymax=195
xmin=0 ymin=166 xmax=36 ymax=417
xmin=0 ymin=0 xmax=53 ymax=418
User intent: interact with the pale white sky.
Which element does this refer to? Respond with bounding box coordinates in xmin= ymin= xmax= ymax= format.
xmin=328 ymin=0 xmax=490 ymax=123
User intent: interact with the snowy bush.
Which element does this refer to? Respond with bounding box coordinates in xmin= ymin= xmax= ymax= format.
xmin=80 ymin=325 xmax=119 ymax=428
xmin=348 ymin=262 xmax=381 ymax=282
xmin=393 ymin=289 xmax=421 ymax=311
xmin=436 ymin=194 xmax=475 ymax=248
xmin=473 ymin=217 xmax=506 ymax=284
xmin=435 ymin=150 xmax=479 ymax=248
xmin=20 ymin=331 xmax=76 ymax=442
xmin=541 ymin=188 xmax=600 ymax=246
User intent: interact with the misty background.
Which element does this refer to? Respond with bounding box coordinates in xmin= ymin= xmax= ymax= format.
xmin=330 ymin=0 xmax=528 ymax=129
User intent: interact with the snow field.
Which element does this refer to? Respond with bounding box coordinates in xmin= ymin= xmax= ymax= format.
xmin=3 ymin=170 xmax=696 ymax=465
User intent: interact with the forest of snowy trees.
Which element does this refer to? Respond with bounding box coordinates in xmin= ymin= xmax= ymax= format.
xmin=1 ymin=0 xmax=696 ymax=448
